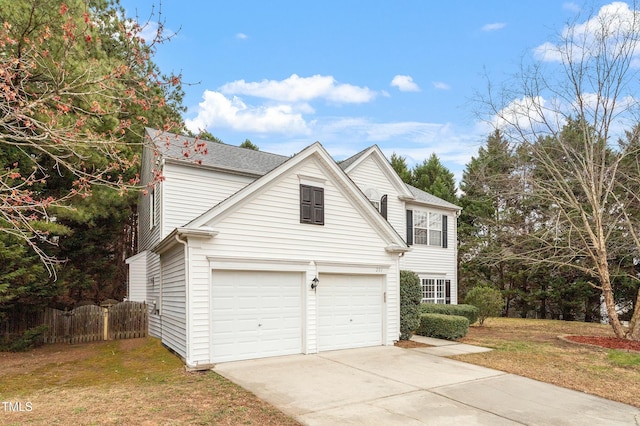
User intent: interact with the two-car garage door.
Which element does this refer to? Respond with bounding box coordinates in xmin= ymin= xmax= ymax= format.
xmin=211 ymin=270 xmax=384 ymax=363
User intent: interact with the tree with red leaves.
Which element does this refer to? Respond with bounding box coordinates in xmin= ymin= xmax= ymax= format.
xmin=0 ymin=0 xmax=184 ymax=276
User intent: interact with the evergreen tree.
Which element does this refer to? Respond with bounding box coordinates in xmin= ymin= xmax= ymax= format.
xmin=390 ymin=153 xmax=412 ymax=183
xmin=0 ymin=0 xmax=184 ymax=309
xmin=240 ymin=139 xmax=259 ymax=150
xmin=411 ymin=153 xmax=457 ymax=203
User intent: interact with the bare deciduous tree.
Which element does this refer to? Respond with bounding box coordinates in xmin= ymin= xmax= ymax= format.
xmin=478 ymin=2 xmax=640 ymax=339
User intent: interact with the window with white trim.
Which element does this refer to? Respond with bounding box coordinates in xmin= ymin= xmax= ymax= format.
xmin=421 ymin=278 xmax=451 ymax=304
xmin=428 ymin=213 xmax=442 ymax=246
xmin=149 ymin=186 xmax=155 ymax=229
xmin=406 ymin=210 xmax=448 ymax=248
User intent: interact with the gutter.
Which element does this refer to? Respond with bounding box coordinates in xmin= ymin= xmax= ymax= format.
xmin=153 ymin=227 xmax=218 ymax=255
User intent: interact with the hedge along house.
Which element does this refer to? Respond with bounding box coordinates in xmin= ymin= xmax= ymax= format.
xmin=126 ymin=129 xmax=461 ymax=369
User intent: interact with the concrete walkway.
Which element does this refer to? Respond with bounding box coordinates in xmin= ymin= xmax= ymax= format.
xmin=214 ymin=341 xmax=640 ymax=425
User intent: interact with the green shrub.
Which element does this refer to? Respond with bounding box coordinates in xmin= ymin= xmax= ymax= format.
xmin=416 ymin=313 xmax=469 ymax=340
xmin=399 ymin=270 xmax=422 ymax=340
xmin=0 ymin=325 xmax=48 ymax=352
xmin=464 ymin=286 xmax=504 ymax=326
xmin=419 ymin=303 xmax=480 ymax=325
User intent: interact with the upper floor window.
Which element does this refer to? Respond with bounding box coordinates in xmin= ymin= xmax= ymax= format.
xmin=406 ymin=210 xmax=448 ymax=247
xmin=300 ymin=184 xmax=324 ymax=225
xmin=363 ymin=187 xmax=388 ymax=219
xmin=149 ymin=185 xmax=156 ymax=230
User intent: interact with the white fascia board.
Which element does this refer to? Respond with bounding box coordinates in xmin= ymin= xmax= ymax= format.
xmin=152 ymin=227 xmax=218 ymax=254
xmin=344 ymin=146 xmax=414 ymax=199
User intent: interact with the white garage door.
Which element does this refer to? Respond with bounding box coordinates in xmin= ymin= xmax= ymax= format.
xmin=317 ymin=274 xmax=383 ymax=352
xmin=211 ymin=270 xmax=303 ymax=363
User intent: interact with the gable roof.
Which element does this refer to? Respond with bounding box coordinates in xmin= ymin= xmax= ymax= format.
xmin=340 ymin=144 xmax=461 ymax=212
xmin=406 ymin=185 xmax=461 ymax=211
xmin=184 ymin=142 xmax=409 ymax=252
xmin=337 ymin=146 xmax=369 ymax=170
xmin=339 ymin=145 xmax=415 ymax=199
xmin=148 ymin=128 xmax=460 ymax=215
xmin=146 ymin=128 xmax=289 ymax=176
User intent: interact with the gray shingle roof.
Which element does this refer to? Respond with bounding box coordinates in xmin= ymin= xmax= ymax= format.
xmin=147 ymin=129 xmax=460 ymax=210
xmin=146 ymin=128 xmax=289 ymax=176
xmin=338 ymin=146 xmax=371 ymax=170
xmin=406 ymin=184 xmax=460 ymax=210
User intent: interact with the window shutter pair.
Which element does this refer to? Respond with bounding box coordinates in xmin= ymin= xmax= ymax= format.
xmin=300 ymin=185 xmax=324 ymax=225
xmin=406 ymin=210 xmax=448 ymax=248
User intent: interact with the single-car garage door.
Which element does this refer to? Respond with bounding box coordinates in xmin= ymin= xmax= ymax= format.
xmin=317 ymin=274 xmax=383 ymax=352
xmin=211 ymin=270 xmax=303 ymax=363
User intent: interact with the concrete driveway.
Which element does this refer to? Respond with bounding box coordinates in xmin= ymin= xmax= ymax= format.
xmin=214 ymin=344 xmax=640 ymax=425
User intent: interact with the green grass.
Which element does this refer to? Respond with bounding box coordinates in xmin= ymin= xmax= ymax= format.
xmin=0 ymin=338 xmax=300 ymax=425
xmin=608 ymin=350 xmax=640 ymax=367
xmin=456 ymin=318 xmax=640 ymax=408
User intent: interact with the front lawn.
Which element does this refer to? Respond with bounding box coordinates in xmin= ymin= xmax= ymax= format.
xmin=0 ymin=338 xmax=300 ymax=425
xmin=455 ymin=318 xmax=640 ymax=408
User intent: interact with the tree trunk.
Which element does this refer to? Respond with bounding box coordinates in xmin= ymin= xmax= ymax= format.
xmin=627 ymin=288 xmax=640 ymax=340
xmin=600 ymin=275 xmax=627 ymax=338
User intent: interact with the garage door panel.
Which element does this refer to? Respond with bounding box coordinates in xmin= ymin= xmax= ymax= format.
xmin=211 ymin=270 xmax=303 ymax=363
xmin=318 ymin=274 xmax=383 ymax=352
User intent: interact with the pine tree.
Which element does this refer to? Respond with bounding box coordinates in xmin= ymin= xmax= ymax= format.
xmin=411 ymin=154 xmax=457 ymax=203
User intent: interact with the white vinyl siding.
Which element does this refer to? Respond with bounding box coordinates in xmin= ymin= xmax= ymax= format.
xmin=138 ymin=145 xmax=162 ymax=252
xmin=345 ymin=155 xmax=406 ymax=233
xmin=401 ymin=208 xmax=458 ymax=304
xmin=125 ymin=251 xmax=147 ymax=303
xmin=179 ymin=157 xmax=400 ymax=363
xmin=160 ymin=244 xmax=187 ymax=358
xmin=146 ymin=252 xmax=161 ymax=338
xmin=202 ymin=160 xmax=394 ymax=261
xmin=162 ymin=163 xmax=254 ymax=238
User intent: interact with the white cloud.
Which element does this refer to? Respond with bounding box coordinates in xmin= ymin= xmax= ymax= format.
xmin=433 ymin=81 xmax=451 ymax=90
xmin=482 ymin=22 xmax=506 ymax=32
xmin=535 ymin=2 xmax=640 ymax=63
xmin=390 ymin=75 xmax=420 ymax=92
xmin=492 ymin=96 xmax=554 ymax=133
xmin=532 ymin=41 xmax=563 ymax=62
xmin=185 ymin=90 xmax=310 ymax=135
xmin=563 ymin=2 xmax=580 ymax=13
xmin=219 ymin=74 xmax=376 ymax=103
xmin=236 ymin=32 xmax=248 ymax=40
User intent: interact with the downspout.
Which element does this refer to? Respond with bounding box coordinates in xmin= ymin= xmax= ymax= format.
xmin=175 ymin=233 xmax=189 ymax=366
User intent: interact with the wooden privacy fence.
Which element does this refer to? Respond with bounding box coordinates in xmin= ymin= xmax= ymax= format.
xmin=43 ymin=301 xmax=147 ymax=344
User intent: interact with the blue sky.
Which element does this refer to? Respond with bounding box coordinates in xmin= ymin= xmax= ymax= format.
xmin=119 ymin=0 xmax=621 ymax=183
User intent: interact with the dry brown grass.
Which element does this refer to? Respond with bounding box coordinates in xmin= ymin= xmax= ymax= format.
xmin=0 ymin=338 xmax=300 ymax=425
xmin=454 ymin=318 xmax=640 ymax=408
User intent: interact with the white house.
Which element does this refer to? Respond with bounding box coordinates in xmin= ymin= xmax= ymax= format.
xmin=126 ymin=129 xmax=460 ymax=369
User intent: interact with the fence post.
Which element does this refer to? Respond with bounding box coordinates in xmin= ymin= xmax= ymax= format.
xmin=103 ymin=307 xmax=109 ymax=341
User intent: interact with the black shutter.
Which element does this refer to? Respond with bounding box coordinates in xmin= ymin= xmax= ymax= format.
xmin=406 ymin=210 xmax=413 ymax=245
xmin=312 ymin=186 xmax=324 ymax=225
xmin=442 ymin=214 xmax=448 ymax=248
xmin=445 ymin=280 xmax=451 ymax=304
xmin=380 ymin=195 xmax=388 ymax=219
xmin=300 ymin=185 xmax=312 ymax=223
